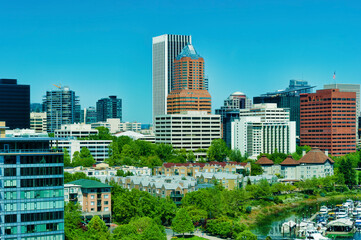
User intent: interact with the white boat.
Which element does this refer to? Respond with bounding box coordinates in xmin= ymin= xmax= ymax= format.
xmin=336 ymin=209 xmax=348 ymax=219
xmin=345 ymin=199 xmax=354 ymax=205
xmin=282 ymin=220 xmax=297 ymax=234
xmin=320 ymin=206 xmax=328 ymax=214
xmin=305 ymin=229 xmax=331 ymax=240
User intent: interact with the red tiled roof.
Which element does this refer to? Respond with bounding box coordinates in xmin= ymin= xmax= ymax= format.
xmin=280 ymin=155 xmax=300 ymax=165
xmin=299 ymin=147 xmax=334 ymax=164
xmin=255 ymin=155 xmax=274 ymax=165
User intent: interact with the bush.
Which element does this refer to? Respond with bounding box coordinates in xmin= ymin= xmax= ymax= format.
xmin=274 ymin=196 xmax=283 ymax=204
xmin=246 ymin=206 xmax=252 ymax=214
xmin=304 ymin=194 xmax=309 ymax=199
xmin=320 ymin=192 xmax=326 ymax=197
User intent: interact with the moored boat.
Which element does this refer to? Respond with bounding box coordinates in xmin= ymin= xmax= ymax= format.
xmin=325 ymin=218 xmax=355 ymax=238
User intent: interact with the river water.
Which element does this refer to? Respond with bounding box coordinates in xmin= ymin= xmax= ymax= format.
xmin=251 ymin=199 xmax=361 ymax=240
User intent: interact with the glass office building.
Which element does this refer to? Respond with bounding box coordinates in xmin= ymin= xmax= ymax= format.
xmin=43 ymin=86 xmax=80 ymax=132
xmin=96 ymin=96 xmax=122 ymax=122
xmin=0 ymin=79 xmax=30 ymax=130
xmin=0 ymin=138 xmax=64 ymax=240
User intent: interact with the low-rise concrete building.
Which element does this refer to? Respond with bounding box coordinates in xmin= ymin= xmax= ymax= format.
xmin=255 ymin=155 xmax=281 ymax=175
xmin=255 ymin=148 xmax=334 ymax=181
xmin=55 ymin=139 xmax=112 ymax=162
xmin=55 ymin=123 xmax=98 ymax=138
xmin=154 ymin=111 xmax=221 ymax=158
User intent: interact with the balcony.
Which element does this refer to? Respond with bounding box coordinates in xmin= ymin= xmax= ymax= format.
xmin=170 ymin=193 xmax=183 ymax=198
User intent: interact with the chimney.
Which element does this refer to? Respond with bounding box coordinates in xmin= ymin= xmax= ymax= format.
xmin=302 ymin=150 xmax=306 ymax=157
xmin=325 ymin=150 xmax=328 ymax=157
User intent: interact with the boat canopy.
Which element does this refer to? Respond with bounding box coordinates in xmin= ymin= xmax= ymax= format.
xmin=326 ymin=218 xmax=353 ymax=228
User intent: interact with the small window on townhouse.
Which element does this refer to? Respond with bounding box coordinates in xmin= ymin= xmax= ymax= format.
xmin=104 ymin=194 xmax=109 ymax=199
xmin=91 ymin=202 xmax=94 ymax=206
xmin=91 ymin=195 xmax=95 ymax=199
xmin=105 ymin=207 xmax=109 ymax=211
xmin=104 ymin=201 xmax=109 ymax=205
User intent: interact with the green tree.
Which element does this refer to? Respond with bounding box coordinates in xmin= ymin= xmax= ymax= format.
xmin=72 ymin=151 xmax=81 ymax=166
xmin=116 ymin=169 xmax=134 ymax=177
xmin=171 ymin=208 xmax=194 ymax=237
xmin=229 ymin=149 xmax=245 ymax=162
xmin=79 ymin=147 xmax=96 ymax=166
xmin=155 ymin=143 xmax=174 ymax=161
xmin=141 ymin=222 xmax=166 ymax=240
xmin=338 ymin=157 xmax=357 ymax=188
xmin=207 ymin=139 xmax=229 ymax=161
xmin=87 ymin=215 xmax=110 ymax=240
xmin=236 ymin=230 xmax=257 ymax=240
xmin=64 ymin=172 xmax=101 ymax=184
xmin=112 ymin=224 xmax=139 ymax=240
xmin=187 ymin=151 xmax=196 ymax=162
xmin=250 ymin=161 xmax=263 ymax=176
xmin=63 ymin=148 xmax=71 ymax=167
xmin=186 ymin=206 xmax=208 ymax=222
xmin=64 ymin=202 xmax=84 ymax=240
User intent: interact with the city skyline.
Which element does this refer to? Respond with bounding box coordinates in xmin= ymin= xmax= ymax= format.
xmin=1 ymin=1 xmax=361 ymax=123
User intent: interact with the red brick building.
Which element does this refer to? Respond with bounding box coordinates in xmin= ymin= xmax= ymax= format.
xmin=167 ymin=44 xmax=211 ymax=114
xmin=300 ymin=89 xmax=357 ymax=156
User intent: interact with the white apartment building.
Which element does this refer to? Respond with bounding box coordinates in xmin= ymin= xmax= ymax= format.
xmin=55 ymin=139 xmax=112 ymax=162
xmin=91 ymin=118 xmax=141 ymax=134
xmin=119 ymin=122 xmax=141 ymax=132
xmin=30 ymin=112 xmax=47 ymax=133
xmin=55 ymin=123 xmax=98 ymax=138
xmin=231 ymin=116 xmax=296 ymax=159
xmin=239 ymin=103 xmax=290 ymax=123
xmin=92 ymin=118 xmax=121 ymax=133
xmin=154 ymin=111 xmax=221 ymax=158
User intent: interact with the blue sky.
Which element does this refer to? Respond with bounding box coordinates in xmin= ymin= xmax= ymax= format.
xmin=0 ymin=0 xmax=360 ymax=123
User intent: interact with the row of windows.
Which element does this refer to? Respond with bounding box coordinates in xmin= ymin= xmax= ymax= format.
xmin=4 ymin=189 xmax=64 ymax=200
xmin=21 ymin=178 xmax=63 ymax=188
xmin=6 ymin=155 xmax=64 ymax=164
xmin=4 ymin=201 xmax=63 ymax=211
xmin=21 ymin=211 xmax=63 ymax=222
xmin=4 ymin=167 xmax=63 ymax=176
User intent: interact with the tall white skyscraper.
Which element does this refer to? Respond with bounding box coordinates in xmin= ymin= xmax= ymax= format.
xmin=152 ymin=34 xmax=191 ymax=121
